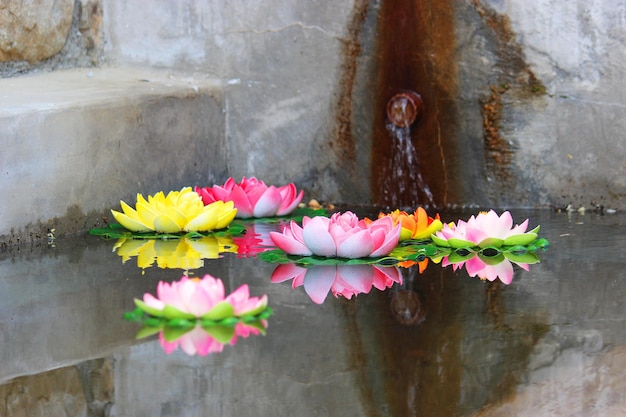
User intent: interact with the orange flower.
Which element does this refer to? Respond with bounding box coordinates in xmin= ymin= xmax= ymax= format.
xmin=376 ymin=207 xmax=443 ymax=241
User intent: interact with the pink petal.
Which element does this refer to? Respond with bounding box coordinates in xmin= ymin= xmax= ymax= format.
xmin=276 ymin=185 xmax=304 ymax=216
xmin=336 ymin=229 xmax=375 ymax=258
xmin=303 ymin=266 xmax=337 ymax=304
xmin=269 ymin=230 xmax=312 ymax=256
xmin=336 ymin=265 xmax=375 ymax=294
xmin=229 ymin=186 xmax=255 ymax=218
xmin=302 ymin=216 xmax=337 ymax=257
xmin=270 ymin=263 xmax=307 ymax=283
xmin=369 ymin=223 xmax=401 ymax=257
xmin=252 ymin=186 xmax=282 ymax=217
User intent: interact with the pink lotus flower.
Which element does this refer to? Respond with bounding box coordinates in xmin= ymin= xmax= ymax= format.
xmin=196 ymin=177 xmax=304 ymax=218
xmin=135 ymin=274 xmax=267 ymax=319
xmin=159 ymin=321 xmax=266 ymax=356
xmin=432 ymin=210 xmax=540 ymax=248
xmin=270 ymin=264 xmax=402 ymax=304
xmin=269 ymin=211 xmax=401 ymax=258
xmin=442 ymin=253 xmax=530 ymax=285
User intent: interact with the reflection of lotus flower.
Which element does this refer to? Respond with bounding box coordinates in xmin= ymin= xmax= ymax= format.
xmin=160 ymin=322 xmax=267 ymax=356
xmin=374 ymin=207 xmax=443 ymax=241
xmin=135 ymin=274 xmax=268 ymax=319
xmin=269 ymin=211 xmax=401 ymax=258
xmin=111 ymin=187 xmax=237 ymax=233
xmin=113 ymin=236 xmax=238 ymax=270
xmin=233 ymin=222 xmax=280 ymax=258
xmin=442 ymin=252 xmax=530 ymax=285
xmin=196 ymin=177 xmax=304 ymax=218
xmin=432 ymin=210 xmax=539 ymax=248
xmin=271 ymin=264 xmax=402 ymax=304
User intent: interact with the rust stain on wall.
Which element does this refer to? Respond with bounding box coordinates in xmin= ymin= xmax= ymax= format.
xmin=471 ymin=1 xmax=546 ymax=182
xmin=370 ymin=0 xmax=459 ymax=208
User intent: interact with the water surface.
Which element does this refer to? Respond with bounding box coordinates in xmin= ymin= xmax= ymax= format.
xmin=1 ymin=209 xmax=624 ymax=416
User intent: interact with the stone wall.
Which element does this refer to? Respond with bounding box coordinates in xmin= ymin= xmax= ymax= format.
xmin=0 ymin=0 xmax=624 ymax=244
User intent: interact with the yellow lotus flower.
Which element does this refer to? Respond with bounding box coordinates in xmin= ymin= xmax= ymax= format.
xmin=113 ymin=236 xmax=238 ymax=270
xmin=376 ymin=207 xmax=443 ymax=241
xmin=111 ymin=187 xmax=237 ymax=233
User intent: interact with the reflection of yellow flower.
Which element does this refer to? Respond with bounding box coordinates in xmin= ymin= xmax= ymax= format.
xmin=111 ymin=187 xmax=237 ymax=233
xmin=113 ymin=236 xmax=238 ymax=270
xmin=375 ymin=207 xmax=443 ymax=241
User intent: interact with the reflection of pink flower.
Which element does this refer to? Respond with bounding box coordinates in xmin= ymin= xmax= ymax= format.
xmin=160 ymin=322 xmax=266 ymax=356
xmin=432 ymin=210 xmax=539 ymax=248
xmin=136 ymin=274 xmax=267 ymax=319
xmin=442 ymin=254 xmax=529 ymax=285
xmin=196 ymin=177 xmax=304 ymax=218
xmin=271 ymin=264 xmax=402 ymax=304
xmin=233 ymin=222 xmax=281 ymax=258
xmin=270 ymin=211 xmax=401 ymax=258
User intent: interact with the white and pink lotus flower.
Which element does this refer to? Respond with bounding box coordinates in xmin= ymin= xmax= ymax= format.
xmin=196 ymin=176 xmax=304 ymax=218
xmin=269 ymin=211 xmax=401 ymax=258
xmin=432 ymin=210 xmax=540 ymax=249
xmin=134 ymin=274 xmax=268 ymax=320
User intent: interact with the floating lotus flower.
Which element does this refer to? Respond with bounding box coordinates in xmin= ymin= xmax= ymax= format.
xmin=113 ymin=236 xmax=238 ymax=270
xmin=196 ymin=176 xmax=304 ymax=218
xmin=373 ymin=207 xmax=443 ymax=241
xmin=111 ymin=187 xmax=237 ymax=233
xmin=134 ymin=274 xmax=268 ymax=320
xmin=271 ymin=264 xmax=402 ymax=304
xmin=269 ymin=211 xmax=401 ymax=258
xmin=432 ymin=210 xmax=540 ymax=248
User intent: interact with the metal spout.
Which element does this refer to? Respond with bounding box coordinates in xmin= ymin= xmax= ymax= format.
xmin=386 ymin=90 xmax=423 ymax=128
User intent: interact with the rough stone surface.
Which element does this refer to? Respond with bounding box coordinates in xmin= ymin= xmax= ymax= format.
xmin=0 ymin=67 xmax=226 ymax=242
xmin=0 ymin=0 xmax=75 ymax=63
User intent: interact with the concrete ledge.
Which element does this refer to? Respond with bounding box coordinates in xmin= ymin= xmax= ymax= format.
xmin=0 ymin=67 xmax=227 ymax=245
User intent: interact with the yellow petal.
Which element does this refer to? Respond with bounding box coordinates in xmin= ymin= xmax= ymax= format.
xmin=152 ymin=214 xmax=184 ymax=233
xmin=119 ymin=200 xmax=141 ymax=220
xmin=216 ymin=207 xmax=237 ymax=229
xmin=184 ymin=209 xmax=219 ymax=232
xmin=111 ymin=209 xmax=153 ymax=232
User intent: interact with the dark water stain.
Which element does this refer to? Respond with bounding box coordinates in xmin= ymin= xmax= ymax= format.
xmin=370 ymin=0 xmax=460 ymax=209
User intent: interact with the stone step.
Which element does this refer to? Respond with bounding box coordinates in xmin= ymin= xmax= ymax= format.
xmin=0 ymin=67 xmax=227 ymax=245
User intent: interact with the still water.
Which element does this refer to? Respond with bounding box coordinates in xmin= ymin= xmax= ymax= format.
xmin=1 ymin=209 xmax=624 ymax=416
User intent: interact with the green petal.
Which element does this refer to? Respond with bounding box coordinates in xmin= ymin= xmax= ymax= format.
xmin=504 ymin=251 xmax=541 ymax=264
xmin=447 ymin=249 xmax=476 ymax=263
xmin=162 ymin=325 xmax=194 ymax=342
xmin=478 ymin=237 xmax=504 ymax=248
xmin=135 ymin=325 xmax=163 ymax=340
xmin=203 ymin=325 xmax=235 ymax=344
xmin=431 ymin=234 xmax=450 ymax=247
xmin=201 ymin=301 xmax=235 ymax=320
xmin=447 ymin=238 xmax=477 ymax=248
xmin=503 ymin=233 xmax=537 ymax=246
xmin=478 ymin=252 xmax=505 ymax=265
xmin=134 ymin=298 xmax=164 ymax=317
xmin=162 ymin=305 xmax=196 ymax=320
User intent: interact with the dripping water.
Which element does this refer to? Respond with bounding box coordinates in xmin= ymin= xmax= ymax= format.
xmin=381 ymin=121 xmax=434 ymax=208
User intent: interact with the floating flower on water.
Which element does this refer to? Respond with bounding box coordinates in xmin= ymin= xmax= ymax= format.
xmin=113 ymin=236 xmax=238 ymax=270
xmin=270 ymin=264 xmax=402 ymax=304
xmin=432 ymin=210 xmax=540 ymax=248
xmin=196 ymin=176 xmax=304 ymax=218
xmin=269 ymin=211 xmax=401 ymax=258
xmin=111 ymin=187 xmax=237 ymax=233
xmin=159 ymin=321 xmax=267 ymax=356
xmin=372 ymin=207 xmax=443 ymax=241
xmin=134 ymin=274 xmax=268 ymax=320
